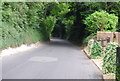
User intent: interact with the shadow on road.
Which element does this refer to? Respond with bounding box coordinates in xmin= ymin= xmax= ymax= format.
xmin=48 ymin=38 xmax=80 ymax=49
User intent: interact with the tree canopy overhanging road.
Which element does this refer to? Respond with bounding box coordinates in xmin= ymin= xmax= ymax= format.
xmin=1 ymin=2 xmax=120 ymax=80
xmin=3 ymin=38 xmax=103 ymax=79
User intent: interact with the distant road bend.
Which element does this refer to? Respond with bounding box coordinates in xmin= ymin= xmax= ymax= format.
xmin=3 ymin=38 xmax=103 ymax=79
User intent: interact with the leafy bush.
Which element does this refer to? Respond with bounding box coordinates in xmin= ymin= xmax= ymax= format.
xmin=84 ymin=10 xmax=118 ymax=33
xmin=62 ymin=16 xmax=74 ymax=39
xmin=103 ymin=42 xmax=119 ymax=74
xmin=88 ymin=40 xmax=102 ymax=59
xmin=1 ymin=2 xmax=49 ymax=50
xmin=43 ymin=16 xmax=56 ymax=38
xmin=0 ymin=3 xmax=2 ymax=50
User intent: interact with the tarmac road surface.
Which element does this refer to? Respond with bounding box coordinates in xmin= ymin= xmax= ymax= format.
xmin=2 ymin=38 xmax=103 ymax=79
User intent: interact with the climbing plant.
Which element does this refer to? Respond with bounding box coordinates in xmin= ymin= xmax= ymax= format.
xmin=103 ymin=42 xmax=119 ymax=74
xmin=88 ymin=40 xmax=102 ymax=59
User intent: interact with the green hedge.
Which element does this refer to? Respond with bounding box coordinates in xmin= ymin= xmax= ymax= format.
xmin=0 ymin=2 xmax=2 ymax=50
xmin=1 ymin=2 xmax=50 ymax=50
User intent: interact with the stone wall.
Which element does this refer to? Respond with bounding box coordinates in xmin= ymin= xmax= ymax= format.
xmin=97 ymin=31 xmax=120 ymax=45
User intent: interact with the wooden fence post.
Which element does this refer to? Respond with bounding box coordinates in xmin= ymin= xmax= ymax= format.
xmin=116 ymin=47 xmax=120 ymax=81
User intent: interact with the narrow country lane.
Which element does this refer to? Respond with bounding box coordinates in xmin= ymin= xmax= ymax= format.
xmin=2 ymin=38 xmax=103 ymax=79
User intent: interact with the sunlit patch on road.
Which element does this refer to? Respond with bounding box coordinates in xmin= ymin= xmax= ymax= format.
xmin=29 ymin=57 xmax=58 ymax=63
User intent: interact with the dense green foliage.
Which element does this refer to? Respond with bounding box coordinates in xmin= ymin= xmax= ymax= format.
xmin=43 ymin=16 xmax=56 ymax=39
xmin=88 ymin=40 xmax=102 ymax=59
xmin=1 ymin=2 xmax=119 ymax=50
xmin=84 ymin=10 xmax=118 ymax=33
xmin=50 ymin=2 xmax=120 ymax=43
xmin=82 ymin=33 xmax=96 ymax=46
xmin=0 ymin=2 xmax=2 ymax=50
xmin=1 ymin=2 xmax=49 ymax=50
xmin=103 ymin=42 xmax=119 ymax=74
xmin=49 ymin=3 xmax=72 ymax=39
xmin=1 ymin=2 xmax=120 ymax=79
